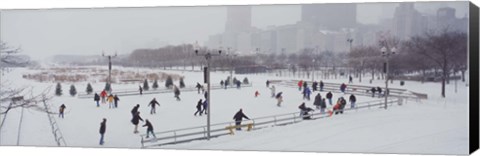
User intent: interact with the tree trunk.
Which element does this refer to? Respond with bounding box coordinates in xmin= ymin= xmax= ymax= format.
xmin=371 ymin=69 xmax=375 ymax=81
xmin=441 ymin=76 xmax=446 ymax=98
xmin=422 ymin=69 xmax=425 ymax=83
xmin=446 ymin=70 xmax=450 ymax=84
xmin=441 ymin=59 xmax=447 ymax=98
xmin=461 ymin=69 xmax=465 ymax=82
xmin=359 ymin=68 xmax=362 ymax=83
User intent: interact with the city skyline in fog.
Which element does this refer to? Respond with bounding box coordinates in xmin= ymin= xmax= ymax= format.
xmin=0 ymin=2 xmax=468 ymax=60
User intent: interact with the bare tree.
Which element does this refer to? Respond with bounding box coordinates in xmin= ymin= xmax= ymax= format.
xmin=404 ymin=30 xmax=467 ymax=97
xmin=1 ymin=42 xmax=52 ymax=116
xmin=348 ymin=45 xmax=380 ymax=82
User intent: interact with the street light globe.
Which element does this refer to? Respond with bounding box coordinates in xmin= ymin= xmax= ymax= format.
xmin=391 ymin=47 xmax=397 ymax=54
xmin=381 ymin=47 xmax=387 ymax=53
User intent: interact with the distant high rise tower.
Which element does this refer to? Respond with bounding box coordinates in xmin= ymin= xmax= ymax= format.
xmin=225 ymin=6 xmax=252 ymax=33
xmin=436 ymin=7 xmax=468 ymax=33
xmin=437 ymin=7 xmax=456 ymax=19
xmin=392 ymin=3 xmax=423 ymax=40
xmin=301 ymin=3 xmax=357 ymax=30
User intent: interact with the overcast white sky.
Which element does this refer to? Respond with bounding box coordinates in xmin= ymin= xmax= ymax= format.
xmin=0 ymin=1 xmax=469 ymax=60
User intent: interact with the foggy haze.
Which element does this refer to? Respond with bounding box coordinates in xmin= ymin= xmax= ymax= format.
xmin=0 ymin=2 xmax=468 ymax=60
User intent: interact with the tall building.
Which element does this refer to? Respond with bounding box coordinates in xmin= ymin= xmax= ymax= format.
xmin=301 ymin=3 xmax=357 ymax=30
xmin=225 ymin=6 xmax=252 ymax=33
xmin=436 ymin=7 xmax=468 ymax=32
xmin=392 ymin=3 xmax=424 ymax=40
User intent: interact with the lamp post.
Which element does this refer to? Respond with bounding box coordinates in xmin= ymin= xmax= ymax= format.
xmin=380 ymin=46 xmax=396 ymax=110
xmin=347 ymin=38 xmax=354 ymax=52
xmin=347 ymin=38 xmax=354 ymax=78
xmin=227 ymin=47 xmax=237 ymax=87
xmin=102 ymin=51 xmax=117 ymax=92
xmin=312 ymin=59 xmax=316 ymax=82
xmin=194 ymin=46 xmax=222 ymax=140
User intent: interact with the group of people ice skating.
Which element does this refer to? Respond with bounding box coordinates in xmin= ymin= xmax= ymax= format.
xmin=264 ymin=79 xmax=360 ymax=119
xmin=93 ymin=90 xmax=120 ymax=108
xmin=59 ymin=76 xmax=369 ymax=146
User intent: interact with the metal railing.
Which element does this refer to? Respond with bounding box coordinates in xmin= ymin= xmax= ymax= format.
xmin=78 ymin=84 xmax=253 ymax=99
xmin=140 ymin=98 xmax=402 ymax=148
xmin=42 ymin=99 xmax=67 ymax=146
xmin=271 ymin=80 xmax=427 ymax=100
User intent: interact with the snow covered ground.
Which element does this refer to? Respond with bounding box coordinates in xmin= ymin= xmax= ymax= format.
xmin=0 ymin=66 xmax=471 ymax=155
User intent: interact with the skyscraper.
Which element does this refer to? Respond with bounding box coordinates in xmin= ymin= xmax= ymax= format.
xmin=392 ymin=3 xmax=423 ymax=40
xmin=301 ymin=3 xmax=357 ymax=30
xmin=225 ymin=6 xmax=252 ymax=33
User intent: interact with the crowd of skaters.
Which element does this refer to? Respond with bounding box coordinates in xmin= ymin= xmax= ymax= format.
xmin=59 ymin=75 xmax=382 ymax=146
xmin=264 ymin=79 xmax=363 ymax=118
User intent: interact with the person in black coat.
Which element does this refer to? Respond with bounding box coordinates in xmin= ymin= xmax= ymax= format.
xmin=220 ymin=80 xmax=224 ymax=87
xmin=196 ymin=83 xmax=202 ymax=94
xmin=266 ymin=80 xmax=270 ymax=87
xmin=224 ymin=80 xmax=229 ymax=89
xmin=313 ymin=93 xmax=322 ymax=109
xmin=142 ymin=119 xmax=156 ymax=138
xmin=99 ymin=118 xmax=106 ymax=145
xmin=275 ymin=92 xmax=283 ymax=107
xmin=326 ymin=92 xmax=333 ymax=105
xmin=340 ymin=83 xmax=347 ymax=93
xmin=370 ymin=87 xmax=376 ymax=97
xmin=319 ymin=81 xmax=324 ymax=91
xmin=131 ymin=104 xmax=140 ymax=117
xmin=148 ymin=98 xmax=160 ymax=114
xmin=236 ymin=81 xmax=241 ymax=89
xmin=139 ymin=86 xmax=143 ymax=95
xmin=377 ymin=87 xmax=383 ymax=97
xmin=320 ymin=98 xmax=327 ymax=114
xmin=303 ymin=81 xmax=308 ymax=90
xmin=174 ymin=86 xmax=181 ymax=101
xmin=94 ymin=93 xmax=100 ymax=107
xmin=59 ymin=104 xmax=66 ymax=118
xmin=349 ymin=94 xmax=357 ymax=108
xmin=233 ymin=109 xmax=250 ymax=130
xmin=194 ymin=99 xmax=203 ymax=116
xmin=131 ymin=112 xmax=144 ymax=134
xmin=298 ymin=103 xmax=314 ymax=120
xmin=312 ymin=81 xmax=318 ymax=92
xmin=113 ymin=95 xmax=120 ymax=108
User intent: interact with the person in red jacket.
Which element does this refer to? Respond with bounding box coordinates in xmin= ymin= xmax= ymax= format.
xmin=254 ymin=91 xmax=260 ymax=97
xmin=100 ymin=90 xmax=107 ymax=104
xmin=297 ymin=80 xmax=303 ymax=91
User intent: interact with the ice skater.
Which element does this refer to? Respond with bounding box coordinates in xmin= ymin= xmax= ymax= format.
xmin=131 ymin=112 xmax=144 ymax=134
xmin=194 ymin=99 xmax=203 ymax=116
xmin=232 ymin=109 xmax=250 ymax=130
xmin=148 ymin=98 xmax=160 ymax=114
xmin=99 ymin=118 xmax=106 ymax=145
xmin=142 ymin=119 xmax=156 ymax=138
xmin=276 ymin=92 xmax=283 ymax=107
xmin=59 ymin=104 xmax=66 ymax=118
xmin=94 ymin=93 xmax=100 ymax=107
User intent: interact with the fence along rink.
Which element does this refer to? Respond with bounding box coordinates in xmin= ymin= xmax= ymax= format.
xmin=140 ymin=98 xmax=403 ymax=148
